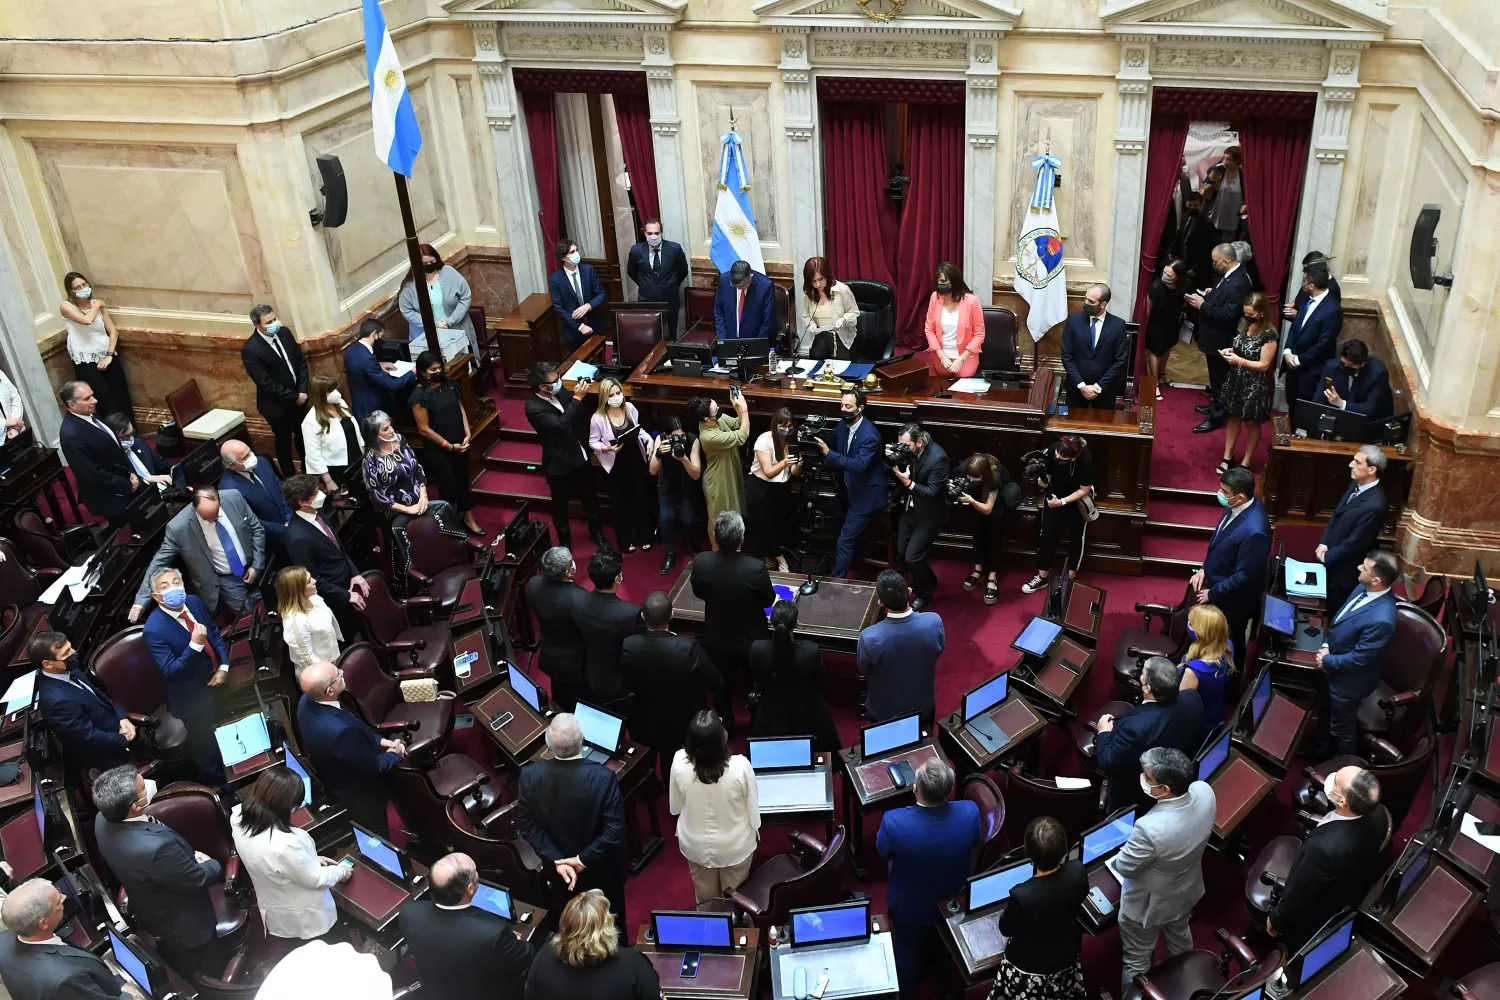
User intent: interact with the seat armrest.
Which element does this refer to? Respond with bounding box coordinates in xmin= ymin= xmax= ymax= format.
xmin=1135 ymin=976 xmax=1170 ymax=1000
xmin=1365 ymin=736 xmax=1403 ymax=765
xmin=448 ymin=773 xmax=489 ymax=801
xmin=395 ymin=667 xmax=437 ymax=681
xmin=386 ymin=638 xmax=427 ymax=652
xmin=789 ymin=830 xmax=827 ymax=861
xmin=126 ymin=713 xmax=160 ymax=731
xmin=375 ymin=720 xmax=418 ymax=735
xmin=223 ymin=855 xmax=240 ymax=881
xmin=1134 ymin=601 xmax=1176 ymax=630
xmin=729 ymin=890 xmax=766 ymax=916
xmin=404 ymin=595 xmax=441 ymax=610
xmin=34 ymin=567 xmax=62 ymax=584
xmin=407 ymin=568 xmax=431 ymax=584
xmin=1378 ymin=690 xmax=1419 ymax=711
xmin=466 ymin=538 xmax=488 ymax=555
xmin=1216 ymin=927 xmax=1258 ymax=968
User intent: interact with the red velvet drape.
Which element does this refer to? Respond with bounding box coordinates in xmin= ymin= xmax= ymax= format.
xmin=613 ymin=93 xmax=660 ymax=227
xmin=521 ymin=90 xmax=562 ymax=274
xmin=895 ymin=104 xmax=965 ymax=349
xmin=1131 ymin=112 xmax=1192 ymax=327
xmin=821 ymin=102 xmax=896 ymax=288
xmin=1239 ymin=116 xmax=1313 ymax=314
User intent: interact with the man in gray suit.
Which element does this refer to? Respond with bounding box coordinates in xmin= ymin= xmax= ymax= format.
xmin=0 ymin=878 xmax=142 ymax=999
xmin=1111 ymin=746 xmax=1217 ymax=993
xmin=129 ymin=485 xmax=264 ymax=622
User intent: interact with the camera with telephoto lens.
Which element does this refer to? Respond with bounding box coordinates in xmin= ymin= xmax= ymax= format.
xmin=885 ymin=442 xmax=915 ymax=471
xmin=796 ymin=414 xmax=830 ymax=458
xmin=944 ymin=475 xmax=973 ymax=505
xmin=657 ymin=432 xmax=688 ymax=459
xmin=1020 ymin=448 xmax=1050 ymax=488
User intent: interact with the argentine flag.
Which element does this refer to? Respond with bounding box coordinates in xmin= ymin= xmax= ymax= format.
xmin=710 ymin=130 xmax=764 ymax=274
xmin=362 ymin=0 xmax=423 ymax=177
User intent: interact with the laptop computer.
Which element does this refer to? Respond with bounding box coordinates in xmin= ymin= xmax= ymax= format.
xmin=1081 ymin=808 xmax=1137 ymax=880
xmin=507 ymin=663 xmax=543 ymax=714
xmin=281 ymin=742 xmax=314 ymax=807
xmin=652 ymin=910 xmax=735 ymax=950
xmin=1247 ymin=669 xmax=1273 ymax=730
xmin=109 ymin=929 xmax=164 ymax=999
xmin=961 ymin=673 xmax=1011 ymax=752
xmin=471 ymin=878 xmax=515 ymax=920
xmin=1289 ymin=915 xmax=1355 ymax=988
xmin=788 ymin=900 xmax=871 ymax=949
xmin=352 ymin=823 xmax=411 ymax=886
xmin=572 ymin=700 xmax=625 ymax=761
xmin=1197 ymin=729 xmax=1232 ymax=783
xmin=748 ymin=736 xmax=814 ymax=772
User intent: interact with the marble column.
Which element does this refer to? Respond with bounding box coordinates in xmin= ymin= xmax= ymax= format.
xmin=1107 ymin=42 xmax=1152 ymax=320
xmin=1293 ymin=46 xmax=1362 ymax=270
xmin=472 ymin=23 xmax=548 ymax=301
xmin=642 ymin=29 xmax=690 ymax=332
xmin=0 ymin=238 xmax=58 ymax=447
xmin=965 ymin=37 xmax=1000 ymax=305
xmin=779 ymin=31 xmax=820 ymax=331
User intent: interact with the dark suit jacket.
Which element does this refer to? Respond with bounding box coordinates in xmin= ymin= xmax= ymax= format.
xmin=517 ymin=758 xmax=626 ymax=877
xmin=1322 ymin=589 xmax=1397 ymax=702
xmin=125 ymin=437 xmax=173 ymax=480
xmin=1095 ymin=696 xmax=1204 ymax=813
xmin=858 ymin=612 xmax=944 ymax=723
xmin=1061 ymin=311 xmax=1130 ymax=395
xmin=401 ymin=901 xmax=535 ymax=1000
xmin=1202 ymin=498 xmax=1272 ymax=618
xmin=1318 ymin=357 xmax=1394 ymax=421
xmin=1282 ymin=295 xmax=1343 ymax=399
xmin=296 ymin=695 xmax=401 ymax=822
xmin=825 ymin=417 xmax=885 ymax=518
xmin=527 ymin=576 xmax=586 ymax=696
xmin=875 ymin=800 xmax=983 ymax=926
xmin=1172 ymin=213 xmax=1216 ymax=288
xmin=748 ymin=639 xmax=841 ymax=751
xmin=1196 ymin=265 xmax=1254 ymax=352
xmin=1292 ymin=275 xmax=1342 ymax=307
xmin=241 ymin=328 xmax=309 ymax=419
xmin=92 ymin=814 xmax=222 ymax=951
xmin=999 ymin=860 xmax=1090 ymax=974
xmin=0 ymin=931 xmax=128 ymax=1000
xmin=142 ymin=598 xmax=227 ymax=720
xmin=901 ymin=441 xmax=950 ymax=526
xmin=573 ymin=590 xmax=643 ymax=706
xmin=620 ymin=630 xmax=720 ymax=752
xmin=37 ymin=669 xmax=131 ymax=775
xmin=549 ymin=265 xmax=608 ymax=348
xmin=1270 ymin=807 xmax=1390 ymax=950
xmin=627 ymin=240 xmax=689 ymax=310
xmin=342 ymin=340 xmax=414 ymax=423
xmin=689 ymin=550 xmax=775 ymax=660
xmin=220 ymin=459 xmax=292 ymax=550
xmin=524 ymin=389 xmax=591 ymax=479
xmin=713 ymin=271 xmax=776 ymax=340
xmin=59 ymin=412 xmax=137 ymax=518
xmin=1319 ymin=482 xmax=1386 ymax=596
xmin=282 ymin=514 xmax=359 ymax=612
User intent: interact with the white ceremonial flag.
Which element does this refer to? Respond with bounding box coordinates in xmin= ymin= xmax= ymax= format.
xmin=1014 ymin=152 xmax=1067 ymax=343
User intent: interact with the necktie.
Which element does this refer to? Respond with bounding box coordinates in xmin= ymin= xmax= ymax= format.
xmin=651 ymin=248 xmax=660 ymax=273
xmin=1334 ymin=590 xmax=1368 ymax=625
xmin=268 ymin=335 xmax=294 ymax=378
xmin=180 ymin=606 xmax=219 ymax=668
xmin=315 ymin=516 xmax=338 ymax=545
xmin=1091 ymin=318 xmax=1100 ymax=349
xmin=214 ymin=519 xmax=245 ymax=577
xmin=570 ymin=269 xmax=582 ymax=303
xmin=737 ymin=288 xmax=746 ymax=325
xmin=123 ymin=443 xmax=150 ymax=481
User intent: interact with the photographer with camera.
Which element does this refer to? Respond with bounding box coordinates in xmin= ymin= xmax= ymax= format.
xmin=1021 ymin=435 xmax=1095 ymax=595
xmin=747 ymin=407 xmax=803 ymax=572
xmin=957 ymin=453 xmax=1016 ymax=606
xmin=690 ymin=390 xmax=751 ymax=549
xmin=816 ymin=388 xmax=885 ymax=579
xmin=887 ymin=423 xmax=950 ymax=610
xmin=649 ymin=415 xmax=704 ymax=576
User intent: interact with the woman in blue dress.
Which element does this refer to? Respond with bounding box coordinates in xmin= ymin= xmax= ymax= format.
xmin=1179 ymin=604 xmax=1234 ymax=740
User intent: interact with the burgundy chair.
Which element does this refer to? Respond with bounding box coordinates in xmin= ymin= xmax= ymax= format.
xmin=141 ymin=782 xmax=251 ymax=943
xmin=1076 ymin=700 xmax=1136 ymax=762
xmin=0 ymin=538 xmax=50 ymax=631
xmin=1356 ymin=602 xmax=1445 ymax=744
xmin=348 ymin=572 xmax=456 ymax=679
xmin=1453 ymin=963 xmax=1500 ymax=1000
xmin=1408 ymin=576 xmax=1447 ymax=623
xmin=615 ymin=310 xmax=665 ymax=370
xmin=1111 ymin=586 xmax=1194 ymax=695
xmin=684 ymin=286 xmax=716 ymax=339
xmin=468 ymin=305 xmax=499 ymax=392
xmin=8 ymin=510 xmax=87 ymax=572
xmin=1292 ymin=733 xmax=1435 ymax=829
xmin=386 ymin=752 xmax=504 ymax=850
xmin=444 ymin=798 xmax=556 ymax=911
xmin=771 ymin=284 xmax=796 ymax=356
xmin=0 ymin=605 xmax=23 ymax=671
xmin=404 ymin=515 xmax=485 ymax=613
xmin=89 ymin=628 xmax=190 ymax=761
xmin=962 ymin=773 xmax=1007 ymax=870
xmin=336 ymin=642 xmax=453 ymax=763
xmin=731 ymin=826 xmax=847 ymax=929
xmin=1002 ymin=765 xmax=1101 ymax=847
xmin=1124 ymin=929 xmax=1283 ymax=1000
xmin=1245 ymin=807 xmax=1393 ymax=923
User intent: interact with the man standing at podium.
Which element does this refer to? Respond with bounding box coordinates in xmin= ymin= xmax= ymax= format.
xmin=627 ymin=219 xmax=689 ymax=341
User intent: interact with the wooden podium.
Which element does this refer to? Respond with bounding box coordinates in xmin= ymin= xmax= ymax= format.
xmin=498 ymin=293 xmax=565 ymax=397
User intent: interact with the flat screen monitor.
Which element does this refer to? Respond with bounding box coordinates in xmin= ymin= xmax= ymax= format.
xmin=1298 ymin=917 xmax=1354 ymax=985
xmin=1198 ymin=730 xmax=1231 ymax=782
xmin=1398 ymin=842 xmax=1431 ymax=899
xmin=214 ymin=713 xmax=271 ymax=767
xmin=716 ymin=337 xmax=770 ymax=365
xmin=1082 ymin=809 xmax=1136 ymax=864
xmin=861 ymin=713 xmax=921 ymax=759
xmin=789 ymin=900 xmax=871 ymax=948
xmin=1012 ymin=617 xmax=1063 ymax=658
xmin=353 ymin=824 xmax=406 ymax=881
xmin=1292 ymin=400 xmax=1369 ymax=443
xmin=282 ymin=743 xmax=313 ymax=807
xmin=179 ymin=440 xmax=222 ymax=488
xmin=963 ymin=674 xmax=1009 ymax=721
xmin=33 ymin=779 xmax=45 ymax=843
xmin=1249 ymin=671 xmax=1273 ymax=728
xmin=748 ymin=737 xmax=813 ymax=771
xmin=652 ymin=910 xmax=735 ymax=949
xmin=109 ymin=929 xmax=156 ymax=998
xmin=1238 ymin=989 xmax=1263 ymax=1000
xmin=967 ymin=861 xmax=1034 ymax=911
xmin=471 ymin=879 xmax=514 ymax=920
xmin=508 ymin=664 xmax=541 ymax=713
xmin=1262 ymin=594 xmax=1296 ymax=637
xmin=574 ymin=701 xmax=624 ymax=756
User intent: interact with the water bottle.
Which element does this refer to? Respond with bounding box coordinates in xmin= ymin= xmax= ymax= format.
xmin=768 ymin=345 xmax=779 ymax=375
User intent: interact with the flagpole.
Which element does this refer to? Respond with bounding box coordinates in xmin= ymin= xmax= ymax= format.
xmin=394 ymin=172 xmax=443 ymax=359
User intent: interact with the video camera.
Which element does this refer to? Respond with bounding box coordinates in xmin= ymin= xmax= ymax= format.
xmin=1020 ymin=448 xmax=1050 ymax=488
xmin=796 ymin=414 xmax=832 ymax=459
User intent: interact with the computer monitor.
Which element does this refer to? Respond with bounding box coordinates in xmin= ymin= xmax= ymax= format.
xmin=652 ymin=910 xmax=735 ymax=949
xmin=716 ymin=337 xmax=770 ymax=368
xmin=471 ymin=879 xmax=514 ymax=920
xmin=353 ymin=823 xmax=407 ymax=881
xmin=214 ymin=713 xmax=272 ymax=767
xmin=962 ymin=673 xmax=1010 ymax=721
xmin=966 ymin=860 xmax=1034 ymax=911
xmin=179 ymin=440 xmax=222 ymax=488
xmin=33 ymin=778 xmax=45 ymax=843
xmin=788 ymin=900 xmax=871 ymax=948
xmin=573 ymin=701 xmax=624 ymax=757
xmin=1012 ymin=616 xmax=1063 ymax=658
xmin=666 ymin=341 xmax=713 ymax=369
xmin=1237 ymin=989 xmax=1263 ymax=1000
xmin=1262 ymin=594 xmax=1296 ymax=637
xmin=748 ymin=736 xmax=814 ymax=771
xmin=1292 ymin=399 xmax=1369 ymax=442
xmin=1297 ymin=916 xmax=1354 ymax=986
xmin=1397 ymin=841 xmax=1432 ymax=899
xmin=1249 ymin=671 xmax=1273 ymax=729
xmin=1197 ymin=730 xmax=1231 ymax=782
xmin=1082 ymin=809 xmax=1136 ymax=864
xmin=282 ymin=743 xmax=313 ymax=807
xmin=508 ymin=664 xmax=542 ymax=713
xmin=860 ymin=713 xmax=922 ymax=759
xmin=109 ymin=929 xmax=160 ymax=998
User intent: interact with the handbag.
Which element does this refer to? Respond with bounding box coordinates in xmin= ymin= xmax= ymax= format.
xmin=400 ymin=677 xmax=439 ymax=703
xmin=1076 ymin=491 xmax=1100 ymax=523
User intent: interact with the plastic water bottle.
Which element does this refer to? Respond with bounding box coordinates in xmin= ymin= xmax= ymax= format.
xmin=768 ymin=345 xmax=779 ymax=375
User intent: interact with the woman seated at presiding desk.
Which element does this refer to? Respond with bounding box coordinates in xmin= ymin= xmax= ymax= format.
xmin=525 ymin=889 xmax=662 ymax=1000
xmin=276 ymin=565 xmax=343 ymax=679
xmin=991 ymin=816 xmax=1089 ymax=1000
xmin=669 ymin=710 xmax=761 ymax=905
xmin=798 ymin=256 xmax=860 ymax=359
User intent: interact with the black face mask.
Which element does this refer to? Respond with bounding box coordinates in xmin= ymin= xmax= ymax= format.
xmin=842 ymin=410 xmax=860 ymax=425
xmin=64 ymin=654 xmax=81 ymax=673
xmin=423 ymin=261 xmax=440 ymax=274
xmin=426 ymin=371 xmax=445 ymax=383
xmin=935 ymin=281 xmax=952 ymax=295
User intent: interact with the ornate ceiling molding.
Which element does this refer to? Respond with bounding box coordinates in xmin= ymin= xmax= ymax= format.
xmin=1099 ymin=0 xmax=1389 ymax=44
xmin=441 ymin=0 xmax=686 ymax=27
xmin=752 ymin=0 xmax=1019 ymax=34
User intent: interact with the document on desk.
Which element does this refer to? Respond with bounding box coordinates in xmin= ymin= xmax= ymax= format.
xmin=1104 ymin=855 xmax=1125 ymax=884
xmin=778 ymin=939 xmax=893 ymax=997
xmin=561 ymin=361 xmax=598 ymax=381
xmin=948 ymin=378 xmax=991 ymax=394
xmin=1460 ymin=812 xmax=1500 ymax=854
xmin=1 ymin=671 xmax=37 ymax=713
xmin=1284 ymin=559 xmax=1326 ymax=598
xmin=39 ymin=563 xmax=90 ymax=605
xmin=1055 ymin=776 xmax=1092 ymax=790
xmin=756 ymin=771 xmax=827 ymax=810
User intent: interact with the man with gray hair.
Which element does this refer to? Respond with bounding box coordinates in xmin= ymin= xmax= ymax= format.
xmin=1184 ymin=242 xmax=1253 ymax=433
xmin=296 ymin=661 xmax=405 ymax=834
xmin=516 ymin=714 xmax=628 ymax=934
xmin=139 ymin=566 xmax=229 ymax=786
xmin=1095 ymin=657 xmax=1203 ymax=814
xmin=526 ymin=546 xmax=587 ymax=710
xmin=1113 ymin=747 xmax=1216 ymax=994
xmin=400 ymin=851 xmax=535 ymax=1000
xmin=1061 ymin=282 xmax=1129 ymax=410
xmin=876 ymin=757 xmax=983 ymax=1000
xmin=128 ymin=483 xmax=265 ymax=622
xmin=1316 ymin=443 xmax=1388 ymax=612
xmin=691 ymin=509 xmax=775 ymax=728
xmin=56 ymin=379 xmax=140 ymax=522
xmin=0 ymin=878 xmax=143 ymax=999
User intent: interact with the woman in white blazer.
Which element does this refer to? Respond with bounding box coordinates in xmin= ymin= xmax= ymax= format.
xmin=799 ymin=257 xmax=861 ymax=358
xmin=398 ymin=243 xmax=475 ymax=363
xmin=276 ymin=566 xmax=342 ymax=677
xmin=301 ymin=374 xmax=365 ymax=494
xmin=669 ymin=711 xmax=760 ymax=904
xmin=588 ymin=377 xmax=655 ymax=553
xmin=230 ymin=767 xmax=351 ymax=939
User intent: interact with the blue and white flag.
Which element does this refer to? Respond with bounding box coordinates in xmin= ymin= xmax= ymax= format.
xmin=1013 ymin=152 xmax=1067 ymax=343
xmin=362 ymin=0 xmax=423 ymax=177
xmin=710 ymin=130 xmax=764 ymax=275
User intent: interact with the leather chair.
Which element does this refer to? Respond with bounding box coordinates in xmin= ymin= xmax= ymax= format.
xmin=1112 ymin=586 xmax=1194 ymax=695
xmin=89 ymin=627 xmax=190 ymax=761
xmin=0 ymin=605 xmax=23 ymax=673
xmin=846 ymin=280 xmax=896 ymax=361
xmin=684 ymin=286 xmax=716 ymax=340
xmin=166 ymin=378 xmax=245 ymax=444
xmin=348 ymin=572 xmax=456 ymax=679
xmin=731 ymin=826 xmax=847 ymax=929
xmin=468 ymin=305 xmax=500 ymax=392
xmin=1243 ymin=835 xmax=1301 ymax=921
xmin=1292 ymin=733 xmax=1435 ymax=829
xmin=1408 ymin=575 xmax=1446 ymax=623
xmin=335 ymin=642 xmax=454 ymax=764
xmin=1356 ymin=602 xmax=1445 ymax=745
xmin=1124 ymin=928 xmax=1283 ymax=1000
xmin=387 ymin=752 xmax=504 ymax=851
xmin=8 ymin=509 xmax=88 ymax=572
xmin=1452 ymin=963 xmax=1500 ymax=1000
xmin=404 ymin=515 xmax=485 ymax=613
xmin=443 ymin=798 xmax=556 ymax=911
xmin=979 ymin=307 xmax=1021 ymax=373
xmin=142 ymin=782 xmax=251 ymax=944
xmin=1076 ymin=700 xmax=1135 ymax=762
xmin=0 ymin=538 xmax=50 ymax=630
xmin=615 ymin=309 xmax=665 ymax=370
xmin=962 ymin=773 xmax=1007 ymax=870
xmin=1002 ymin=765 xmax=1100 ymax=847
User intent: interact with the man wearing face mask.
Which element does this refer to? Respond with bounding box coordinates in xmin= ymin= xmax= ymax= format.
xmin=242 ymin=303 xmax=309 ymax=478
xmin=342 ymin=317 xmax=415 ymax=422
xmin=280 ymin=474 xmax=370 ymax=634
xmin=410 ymin=350 xmax=482 ymax=536
xmin=140 ymin=568 xmax=229 ymax=786
xmin=548 ymin=240 xmax=608 ymax=351
xmin=30 ymin=630 xmax=135 ymax=777
xmin=92 ymin=766 xmax=226 ymax=977
xmin=1060 ymin=284 xmax=1129 ymax=410
xmin=816 ymin=388 xmax=885 ymax=578
xmin=1190 ymin=465 xmax=1269 ymax=670
xmin=1183 ymin=243 xmax=1252 ymax=433
xmin=524 ymin=362 xmax=608 ymax=551
xmin=627 ymin=219 xmax=690 ymax=341
xmin=0 ymin=879 xmax=139 ymax=1000
xmin=102 ymin=413 xmax=176 ymax=490
xmin=219 ymin=439 xmax=293 ymax=551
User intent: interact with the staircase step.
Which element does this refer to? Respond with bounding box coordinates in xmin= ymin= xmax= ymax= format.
xmin=472 ymin=469 xmax=613 ymax=518
xmin=1140 ymin=532 xmax=1204 ymax=571
xmin=485 ymin=438 xmax=544 ymax=473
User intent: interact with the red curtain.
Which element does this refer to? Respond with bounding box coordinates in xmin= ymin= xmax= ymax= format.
xmin=821 ymin=102 xmax=896 ymax=287
xmin=613 ymin=93 xmax=660 ymax=226
xmin=521 ymin=90 xmax=562 ymax=274
xmin=1131 ymin=112 xmax=1192 ymax=327
xmin=895 ymin=104 xmax=965 ymax=349
xmin=1239 ymin=116 xmax=1313 ymax=314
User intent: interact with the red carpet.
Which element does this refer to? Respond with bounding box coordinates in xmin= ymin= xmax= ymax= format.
xmin=1153 ymin=384 xmax=1275 ymax=491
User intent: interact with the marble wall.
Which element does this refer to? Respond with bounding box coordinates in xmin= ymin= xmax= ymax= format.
xmin=1007 ymin=95 xmax=1101 ymax=271
xmin=693 ymin=84 xmax=780 ymax=246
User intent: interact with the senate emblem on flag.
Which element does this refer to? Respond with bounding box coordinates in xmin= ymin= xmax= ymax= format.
xmin=1016 ymin=227 xmax=1064 ymax=290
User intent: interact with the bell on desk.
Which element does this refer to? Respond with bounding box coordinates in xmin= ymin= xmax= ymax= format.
xmin=863 ymin=372 xmax=879 ymax=389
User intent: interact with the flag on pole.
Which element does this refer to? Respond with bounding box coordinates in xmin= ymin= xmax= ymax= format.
xmin=710 ymin=130 xmax=764 ymax=274
xmin=362 ymin=0 xmax=423 ymax=177
xmin=1013 ymin=152 xmax=1067 ymax=343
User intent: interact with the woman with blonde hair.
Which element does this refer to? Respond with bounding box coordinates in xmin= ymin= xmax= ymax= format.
xmin=300 ymin=374 xmax=363 ymax=494
xmin=1179 ymin=603 xmax=1234 ymax=740
xmin=524 ymin=889 xmax=661 ymax=1000
xmin=276 ymin=566 xmax=343 ymax=676
xmin=588 ymin=377 xmax=654 ymax=552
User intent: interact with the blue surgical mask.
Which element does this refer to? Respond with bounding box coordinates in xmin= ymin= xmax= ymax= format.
xmin=551 ymin=379 xmax=563 ymax=394
xmin=158 ymin=586 xmax=187 ymax=610
xmin=264 ymin=320 xmax=282 ymax=334
xmin=567 ymin=252 xmax=581 ymax=266
xmin=1217 ymin=492 xmax=1232 ymax=507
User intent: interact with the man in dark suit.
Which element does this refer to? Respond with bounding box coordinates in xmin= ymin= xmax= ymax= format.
xmin=219 ymin=439 xmax=292 ymax=552
xmin=1060 ymin=283 xmax=1130 ymax=410
xmin=242 ymin=304 xmax=309 ymax=478
xmin=1096 ymin=657 xmax=1204 ymax=813
xmin=1184 ymin=243 xmax=1253 ymax=432
xmin=28 ymin=631 xmax=134 ymax=778
xmin=342 ymin=317 xmax=414 ymax=422
xmin=713 ymin=260 xmax=776 ymax=341
xmin=140 ymin=568 xmax=227 ymax=786
xmin=1171 ymin=191 xmax=1216 ymax=290
xmin=548 ymin=239 xmax=608 ymax=351
xmin=517 ymin=714 xmax=628 ymax=934
xmin=91 ymin=766 xmax=225 ymax=976
xmin=400 ymin=852 xmax=535 ymax=1000
xmin=280 ymin=474 xmax=369 ymax=633
xmin=1280 ymin=265 xmax=1343 ymax=416
xmin=57 ymin=381 xmax=140 ymax=521
xmin=889 ymin=423 xmax=949 ymax=608
xmin=572 ymin=548 xmax=643 ymax=712
xmin=1317 ymin=445 xmax=1388 ymax=612
xmin=858 ymin=571 xmax=944 ymax=726
xmin=1284 ymin=251 xmax=1342 ymax=309
xmin=297 ymin=661 xmax=405 ymax=835
xmin=1268 ymin=767 xmax=1388 ymax=951
xmin=527 ymin=546 xmax=588 ymax=712
xmin=1319 ymin=339 xmax=1394 ymax=422
xmin=621 ymin=591 xmax=720 ymax=779
xmin=102 ymin=414 xmax=176 ymax=489
xmin=1192 ymin=466 xmax=1271 ymax=669
xmin=523 ymin=362 xmax=607 ymax=551
xmin=0 ymin=878 xmax=141 ymax=1000
xmin=627 ymin=219 xmax=690 ymax=340
xmin=817 ymin=388 xmax=885 ymax=578
xmin=876 ymin=758 xmax=983 ymax=1000
xmin=1314 ymin=551 xmax=1399 ymax=757
xmin=690 ymin=511 xmax=775 ymax=730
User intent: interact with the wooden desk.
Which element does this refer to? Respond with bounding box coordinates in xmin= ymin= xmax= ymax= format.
xmin=666 ymin=571 xmax=878 ymax=654
xmin=289 ymin=801 xmax=351 ymax=854
xmin=1359 ymin=854 xmax=1481 ymax=975
xmin=766 ymin=914 xmax=897 ymax=999
xmin=1289 ymin=938 xmax=1405 ymax=1000
xmin=937 ymin=696 xmax=1048 ymax=776
xmin=471 ymin=681 xmax=549 ymax=768
xmin=1080 ymin=858 xmax=1123 ymax=934
xmin=531 ymin=743 xmax=664 ymax=873
xmin=1059 ymin=580 xmax=1107 ymax=645
xmin=0 ymin=434 xmax=81 ymax=526
xmin=755 ymin=755 xmax=836 ymax=840
xmin=1011 ymin=638 xmax=1095 ymax=712
xmin=838 ymin=739 xmax=947 ymax=877
xmin=1265 ymin=419 xmax=1412 ymax=534
xmin=0 ymin=805 xmax=48 ymax=880
xmin=637 ymin=927 xmax=760 ymax=1000
xmin=937 ymin=899 xmax=1007 ymax=987
xmin=1206 ymin=749 xmax=1275 ymax=846
xmin=450 ymin=626 xmax=504 ymax=700
xmin=1237 ymin=687 xmax=1312 ymax=774
xmin=1436 ymin=786 xmax=1500 ymax=887
xmin=331 ymin=848 xmax=429 ymax=937
xmin=498 ymin=293 xmax=565 ymax=397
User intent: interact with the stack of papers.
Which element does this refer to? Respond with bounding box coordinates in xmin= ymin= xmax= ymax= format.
xmin=39 ymin=555 xmax=98 ymax=606
xmin=2 ymin=671 xmax=37 ymax=714
xmin=389 ymin=360 xmax=416 ymax=377
xmin=1460 ymin=813 xmax=1500 ymax=854
xmin=1284 ymin=558 xmax=1327 ymax=598
xmin=948 ymin=378 xmax=991 ymax=394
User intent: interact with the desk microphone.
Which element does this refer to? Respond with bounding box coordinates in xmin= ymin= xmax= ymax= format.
xmin=798 ymin=559 xmax=819 ymax=597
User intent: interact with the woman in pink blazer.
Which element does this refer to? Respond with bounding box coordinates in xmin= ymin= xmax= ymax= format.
xmin=923 ymin=262 xmax=986 ymax=378
xmin=588 ymin=377 xmax=655 ymax=552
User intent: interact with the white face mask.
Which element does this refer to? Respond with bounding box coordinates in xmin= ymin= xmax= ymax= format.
xmin=140 ymin=778 xmax=158 ymax=809
xmin=1140 ymin=774 xmax=1158 ymax=798
xmin=607 ymin=394 xmax=624 ymax=408
xmin=240 ymin=454 xmax=258 ymax=472
xmin=327 ymin=390 xmax=344 ymax=406
xmin=646 ymin=234 xmax=662 ymax=248
xmin=1323 ymin=774 xmax=1344 ymax=809
xmin=379 ymin=431 xmax=399 ymax=444
xmin=74 ymin=285 xmax=92 ymax=299
xmin=310 ymin=491 xmax=326 ymax=510
xmin=567 ymin=252 xmax=581 ymax=266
